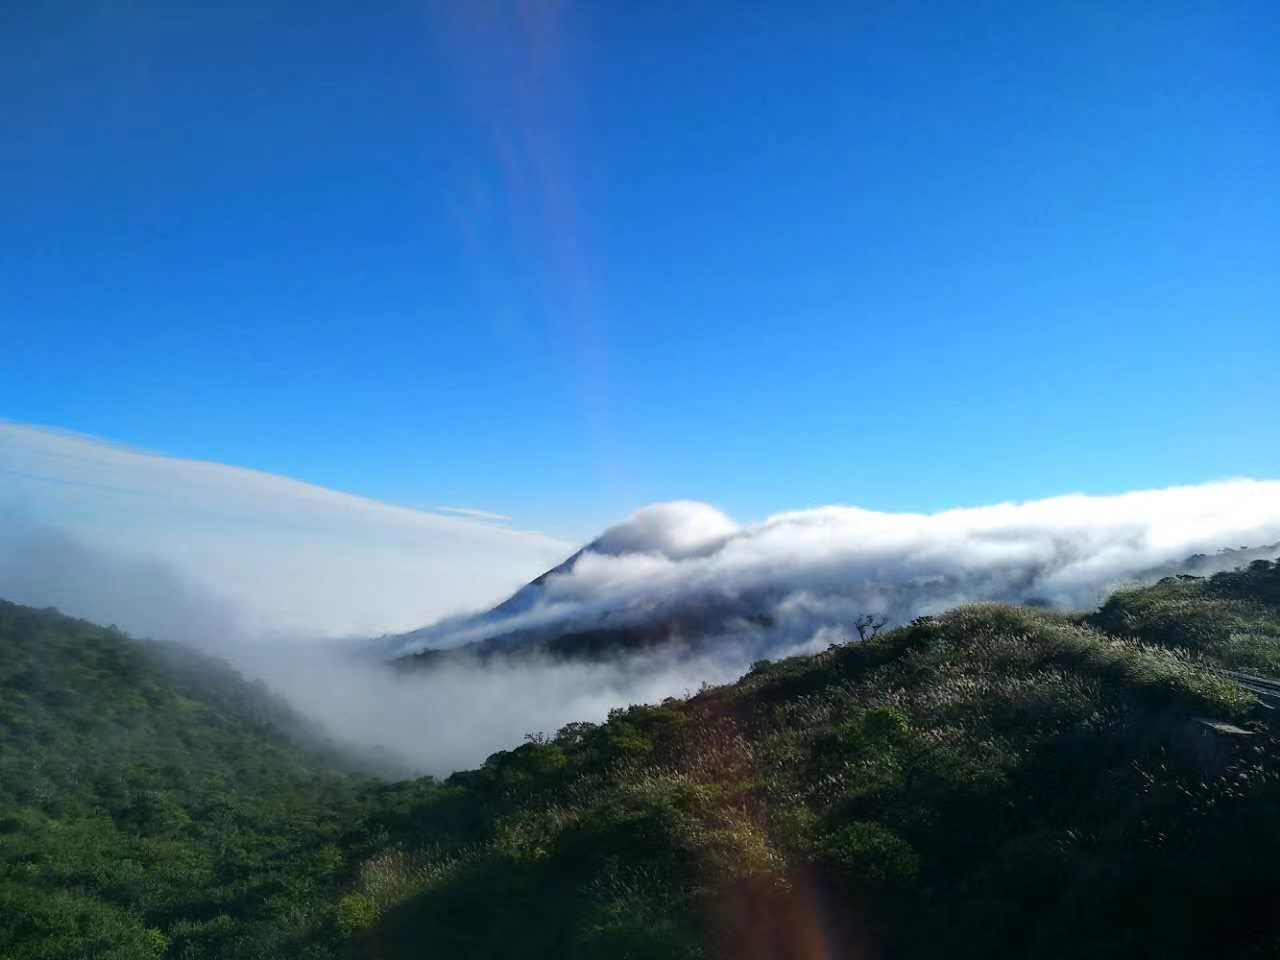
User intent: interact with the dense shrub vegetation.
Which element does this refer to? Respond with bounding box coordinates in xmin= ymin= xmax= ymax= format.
xmin=3 ymin=558 xmax=1280 ymax=958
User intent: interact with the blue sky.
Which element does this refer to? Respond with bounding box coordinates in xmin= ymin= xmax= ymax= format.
xmin=3 ymin=0 xmax=1277 ymax=539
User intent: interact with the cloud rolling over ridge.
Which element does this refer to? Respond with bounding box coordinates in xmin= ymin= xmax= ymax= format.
xmin=398 ymin=484 xmax=1280 ymax=656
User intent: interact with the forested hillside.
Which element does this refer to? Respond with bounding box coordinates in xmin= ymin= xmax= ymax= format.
xmin=0 ymin=601 xmax=388 ymax=958
xmin=4 ymin=560 xmax=1280 ymax=958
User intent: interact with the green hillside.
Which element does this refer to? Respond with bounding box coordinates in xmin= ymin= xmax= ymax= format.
xmin=0 ymin=601 xmax=384 ymax=959
xmin=4 ymin=559 xmax=1280 ymax=959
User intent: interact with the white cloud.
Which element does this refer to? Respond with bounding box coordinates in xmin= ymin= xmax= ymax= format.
xmin=592 ymin=501 xmax=739 ymax=559
xmin=398 ymin=482 xmax=1280 ymax=656
xmin=0 ymin=421 xmax=574 ymax=639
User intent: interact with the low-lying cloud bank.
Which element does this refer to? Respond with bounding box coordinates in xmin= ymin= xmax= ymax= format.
xmin=245 ymin=640 xmax=795 ymax=777
xmin=395 ymin=483 xmax=1280 ymax=657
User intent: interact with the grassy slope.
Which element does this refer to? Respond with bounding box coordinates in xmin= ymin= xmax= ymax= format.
xmin=351 ymin=559 xmax=1280 ymax=960
xmin=3 ymin=559 xmax=1280 ymax=958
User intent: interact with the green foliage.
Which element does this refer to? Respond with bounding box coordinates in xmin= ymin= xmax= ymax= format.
xmin=335 ymin=893 xmax=379 ymax=935
xmin=816 ymin=820 xmax=919 ymax=883
xmin=1090 ymin=560 xmax=1280 ymax=675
